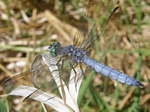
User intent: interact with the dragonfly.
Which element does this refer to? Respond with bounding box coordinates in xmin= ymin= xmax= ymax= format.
xmin=3 ymin=0 xmax=144 ymax=100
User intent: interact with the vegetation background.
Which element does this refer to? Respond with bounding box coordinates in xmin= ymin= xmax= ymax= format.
xmin=0 ymin=0 xmax=149 ymax=112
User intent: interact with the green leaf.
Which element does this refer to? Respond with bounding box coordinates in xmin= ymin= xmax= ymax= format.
xmin=0 ymin=100 xmax=7 ymax=112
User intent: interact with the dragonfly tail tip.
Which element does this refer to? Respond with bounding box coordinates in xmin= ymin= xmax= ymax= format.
xmin=137 ymin=82 xmax=145 ymax=88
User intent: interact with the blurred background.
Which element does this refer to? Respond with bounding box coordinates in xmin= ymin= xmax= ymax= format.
xmin=0 ymin=0 xmax=149 ymax=112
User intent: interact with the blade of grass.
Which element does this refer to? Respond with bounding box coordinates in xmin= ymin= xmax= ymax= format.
xmin=0 ymin=44 xmax=47 ymax=54
xmin=3 ymin=0 xmax=11 ymax=26
xmin=0 ymin=100 xmax=7 ymax=112
xmin=78 ymin=70 xmax=95 ymax=105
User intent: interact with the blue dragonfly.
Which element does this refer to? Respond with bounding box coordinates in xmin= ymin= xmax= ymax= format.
xmin=3 ymin=0 xmax=144 ymax=100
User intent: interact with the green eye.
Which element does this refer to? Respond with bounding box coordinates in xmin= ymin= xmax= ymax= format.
xmin=49 ymin=47 xmax=56 ymax=57
xmin=49 ymin=42 xmax=58 ymax=57
xmin=52 ymin=49 xmax=55 ymax=55
xmin=49 ymin=42 xmax=61 ymax=57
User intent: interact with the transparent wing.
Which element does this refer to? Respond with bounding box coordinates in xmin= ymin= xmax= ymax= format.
xmin=73 ymin=0 xmax=121 ymax=56
xmin=73 ymin=0 xmax=96 ymax=55
xmin=3 ymin=54 xmax=85 ymax=99
xmin=3 ymin=55 xmax=60 ymax=94
xmin=81 ymin=6 xmax=121 ymax=54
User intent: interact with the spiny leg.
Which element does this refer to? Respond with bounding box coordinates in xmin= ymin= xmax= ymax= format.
xmin=68 ymin=61 xmax=78 ymax=91
xmin=77 ymin=64 xmax=85 ymax=82
xmin=56 ymin=56 xmax=64 ymax=66
xmin=50 ymin=56 xmax=65 ymax=73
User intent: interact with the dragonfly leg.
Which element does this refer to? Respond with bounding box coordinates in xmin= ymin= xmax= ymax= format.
xmin=50 ymin=56 xmax=65 ymax=73
xmin=50 ymin=57 xmax=64 ymax=72
xmin=78 ymin=64 xmax=85 ymax=82
xmin=68 ymin=61 xmax=78 ymax=91
xmin=56 ymin=56 xmax=64 ymax=65
xmin=49 ymin=56 xmax=64 ymax=68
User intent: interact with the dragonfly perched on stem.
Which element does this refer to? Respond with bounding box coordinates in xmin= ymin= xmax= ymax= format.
xmin=3 ymin=0 xmax=144 ymax=108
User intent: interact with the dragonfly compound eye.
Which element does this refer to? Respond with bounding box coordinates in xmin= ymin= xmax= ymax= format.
xmin=49 ymin=42 xmax=61 ymax=57
xmin=49 ymin=46 xmax=56 ymax=57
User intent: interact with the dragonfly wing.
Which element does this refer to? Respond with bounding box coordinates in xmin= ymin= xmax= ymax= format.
xmin=3 ymin=54 xmax=85 ymax=100
xmin=3 ymin=71 xmax=34 ymax=94
xmin=73 ymin=0 xmax=97 ymax=55
xmin=73 ymin=0 xmax=120 ymax=56
xmin=24 ymin=54 xmax=85 ymax=100
xmin=3 ymin=54 xmax=61 ymax=94
xmin=35 ymin=54 xmax=85 ymax=93
xmin=80 ymin=6 xmax=121 ymax=55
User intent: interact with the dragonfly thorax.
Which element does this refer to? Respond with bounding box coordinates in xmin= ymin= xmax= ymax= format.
xmin=64 ymin=45 xmax=86 ymax=63
xmin=49 ymin=42 xmax=86 ymax=63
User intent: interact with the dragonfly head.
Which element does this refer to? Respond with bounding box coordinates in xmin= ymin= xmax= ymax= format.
xmin=49 ymin=42 xmax=61 ymax=57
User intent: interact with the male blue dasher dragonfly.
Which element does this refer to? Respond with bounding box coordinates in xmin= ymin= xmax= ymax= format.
xmin=3 ymin=0 xmax=144 ymax=100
